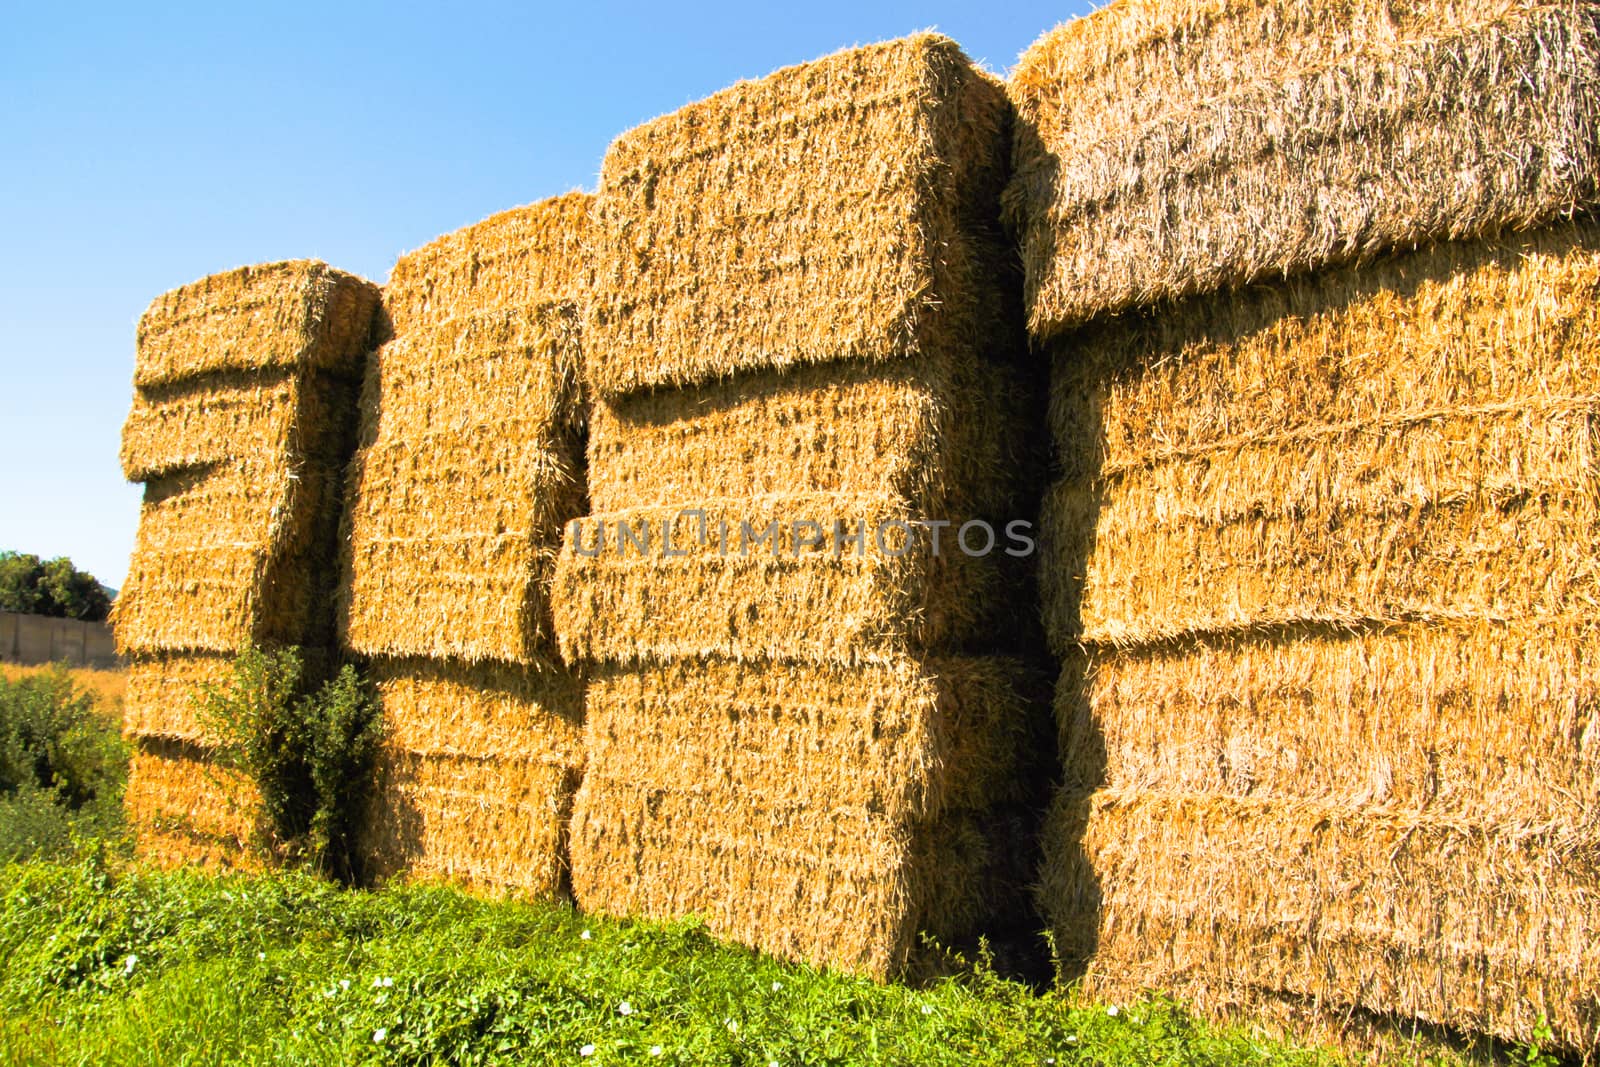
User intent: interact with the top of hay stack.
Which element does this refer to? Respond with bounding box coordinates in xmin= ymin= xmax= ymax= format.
xmin=384 ymin=192 xmax=595 ymax=337
xmin=586 ymin=33 xmax=1015 ymax=398
xmin=1006 ymin=0 xmax=1600 ymax=339
xmin=135 ymin=260 xmax=380 ymax=388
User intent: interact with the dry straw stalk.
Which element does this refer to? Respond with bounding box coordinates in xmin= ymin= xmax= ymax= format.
xmin=1006 ymin=0 xmax=1600 ymax=337
xmin=586 ymin=33 xmax=1017 ymax=397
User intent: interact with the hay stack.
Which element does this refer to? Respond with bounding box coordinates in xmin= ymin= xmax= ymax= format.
xmin=1005 ymin=0 xmax=1600 ymax=338
xmin=554 ymin=35 xmax=1047 ymax=978
xmin=338 ymin=195 xmax=593 ymax=897
xmin=1036 ymin=223 xmax=1600 ymax=1050
xmin=116 ymin=260 xmax=381 ymax=868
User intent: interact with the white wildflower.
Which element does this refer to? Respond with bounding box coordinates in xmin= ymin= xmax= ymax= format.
xmin=340 ymin=979 xmax=351 ymax=992
xmin=1106 ymin=1005 xmax=1119 ymax=1017
xmin=122 ymin=954 xmax=138 ymax=975
xmin=771 ymin=981 xmax=782 ymax=992
xmin=920 ymin=1004 xmax=933 ymax=1016
xmin=580 ymin=1044 xmax=596 ymax=1057
xmin=649 ymin=1047 xmax=663 ymax=1057
xmin=382 ymin=976 xmax=394 ymax=988
xmin=373 ymin=1028 xmax=388 ymax=1043
xmin=257 ymin=951 xmax=265 ymax=961
xmin=580 ymin=929 xmax=592 ymax=941
xmin=618 ymin=1000 xmax=634 ymax=1016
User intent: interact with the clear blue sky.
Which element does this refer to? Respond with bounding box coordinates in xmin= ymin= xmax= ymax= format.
xmin=0 ymin=1 xmax=1092 ymax=590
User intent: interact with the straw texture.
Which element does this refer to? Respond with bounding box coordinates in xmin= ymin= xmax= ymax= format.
xmin=1039 ymin=220 xmax=1600 ymax=1051
xmin=134 ymin=260 xmax=379 ymax=388
xmin=1043 ymin=790 xmax=1600 ymax=1050
xmin=383 ymin=193 xmax=593 ymax=337
xmin=338 ymin=304 xmax=585 ymax=666
xmin=1006 ymin=0 xmax=1600 ymax=337
xmin=125 ymin=739 xmax=260 ymax=871
xmin=585 ymin=33 xmax=1017 ymax=397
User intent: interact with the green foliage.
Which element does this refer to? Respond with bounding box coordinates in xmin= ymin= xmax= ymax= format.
xmin=0 ymin=669 xmax=127 ymax=862
xmin=197 ymin=648 xmax=381 ymax=881
xmin=0 ymin=551 xmax=111 ymax=621
xmin=0 ymin=859 xmax=1381 ymax=1067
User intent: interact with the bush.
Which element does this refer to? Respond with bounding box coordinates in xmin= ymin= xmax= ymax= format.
xmin=196 ymin=648 xmax=382 ymax=882
xmin=0 ymin=668 xmax=127 ymax=861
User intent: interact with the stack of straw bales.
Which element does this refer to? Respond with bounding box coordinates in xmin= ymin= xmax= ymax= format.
xmin=1008 ymin=0 xmax=1600 ymax=1050
xmin=551 ymin=35 xmax=1047 ymax=978
xmin=116 ymin=261 xmax=381 ymax=867
xmin=339 ymin=193 xmax=592 ymax=896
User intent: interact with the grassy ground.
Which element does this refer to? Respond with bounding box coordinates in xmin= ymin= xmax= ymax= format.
xmin=0 ymin=663 xmax=127 ymax=712
xmin=0 ymin=856 xmax=1366 ymax=1067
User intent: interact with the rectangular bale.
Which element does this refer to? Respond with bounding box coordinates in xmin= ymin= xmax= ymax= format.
xmin=1007 ymin=1 xmax=1600 ymax=336
xmin=1039 ymin=221 xmax=1600 ymax=650
xmin=359 ymin=750 xmax=577 ymax=898
xmin=125 ymin=738 xmax=259 ymax=870
xmin=586 ymin=33 xmax=1018 ymax=397
xmin=114 ymin=459 xmax=347 ymax=655
xmin=570 ymin=782 xmax=1003 ymax=978
xmin=122 ymin=652 xmax=236 ymax=744
xmin=551 ymin=497 xmax=1018 ymax=666
xmin=338 ymin=305 xmax=585 ymax=666
xmin=1055 ymin=619 xmax=1600 ymax=824
xmin=383 ymin=193 xmax=593 ymax=337
xmin=1039 ymin=789 xmax=1600 ymax=1052
xmin=587 ymin=354 xmax=1033 ymax=520
xmin=1047 ymin=221 xmax=1600 ymax=480
xmin=134 ymin=260 xmax=379 ymax=389
xmin=584 ymin=656 xmax=1034 ymax=825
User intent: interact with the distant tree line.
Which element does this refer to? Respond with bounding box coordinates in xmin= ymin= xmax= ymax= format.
xmin=0 ymin=552 xmax=111 ymax=622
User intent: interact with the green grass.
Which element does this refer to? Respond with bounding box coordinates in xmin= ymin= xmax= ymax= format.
xmin=0 ymin=855 xmax=1437 ymax=1067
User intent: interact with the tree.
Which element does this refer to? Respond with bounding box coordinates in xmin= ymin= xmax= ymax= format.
xmin=0 ymin=552 xmax=111 ymax=622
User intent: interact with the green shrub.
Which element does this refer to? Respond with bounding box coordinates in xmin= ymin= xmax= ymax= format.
xmin=196 ymin=648 xmax=381 ymax=881
xmin=0 ymin=668 xmax=127 ymax=861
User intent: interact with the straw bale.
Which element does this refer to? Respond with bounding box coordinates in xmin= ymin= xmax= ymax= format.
xmin=134 ymin=260 xmax=380 ymax=388
xmin=366 ymin=657 xmax=584 ymax=765
xmin=1046 ymin=473 xmax=1598 ymax=649
xmin=586 ymin=33 xmax=1017 ymax=397
xmin=125 ymin=739 xmax=259 ymax=870
xmin=383 ymin=193 xmax=594 ymax=337
xmin=114 ymin=458 xmax=347 ymax=655
xmin=570 ymin=784 xmax=997 ymax=978
xmin=1048 ymin=221 xmax=1600 ymax=479
xmin=551 ymin=497 xmax=1012 ymax=666
xmin=1039 ymin=789 xmax=1600 ymax=1050
xmin=584 ymin=657 xmax=1031 ymax=824
xmin=1007 ymin=1 xmax=1600 ymax=336
xmin=122 ymin=652 xmax=235 ymax=744
xmin=358 ymin=750 xmax=577 ymax=897
xmin=339 ymin=305 xmax=585 ymax=665
xmin=1057 ymin=618 xmax=1600 ymax=824
xmin=587 ymin=354 xmax=1032 ymax=519
xmin=1040 ymin=222 xmax=1600 ymax=649
xmin=120 ymin=367 xmax=358 ymax=483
